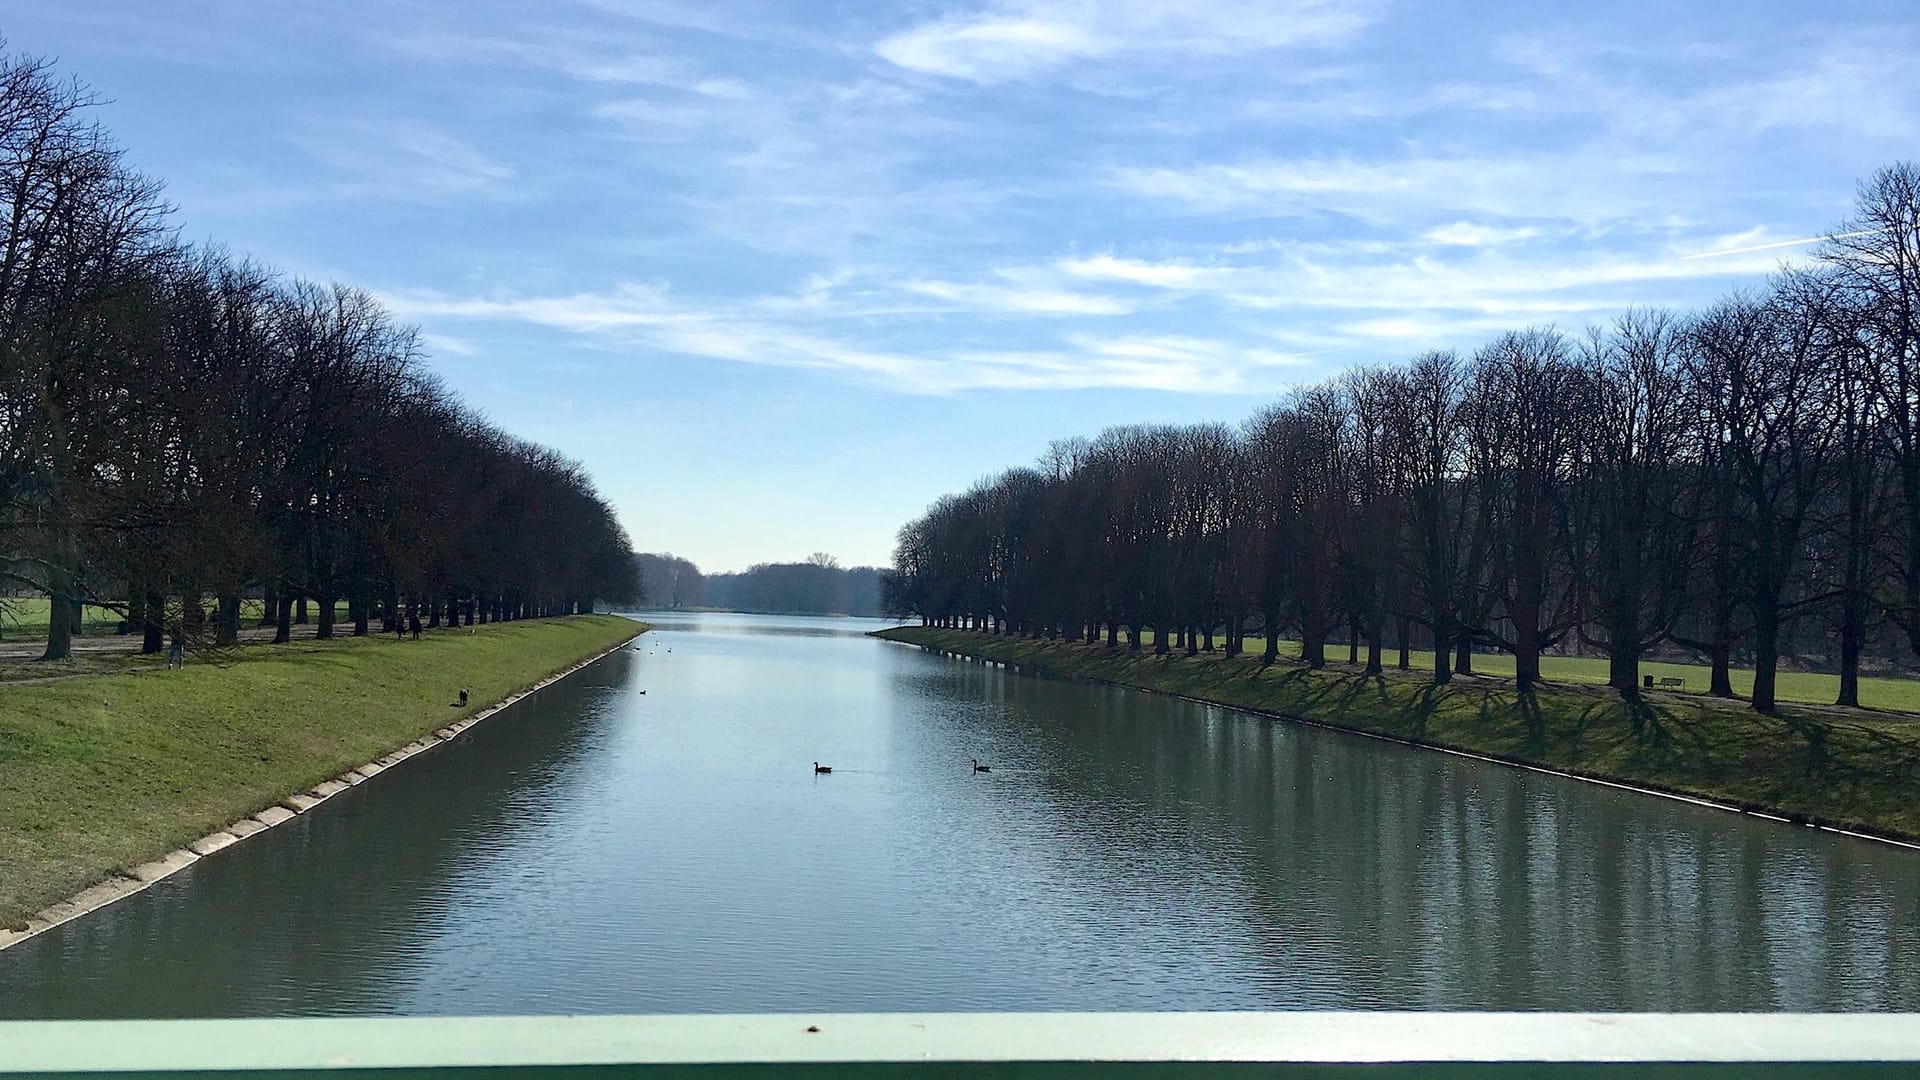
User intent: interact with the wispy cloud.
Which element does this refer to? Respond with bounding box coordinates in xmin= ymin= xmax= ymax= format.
xmin=388 ymin=280 xmax=1315 ymax=393
xmin=386 ymin=284 xmax=679 ymax=331
xmin=1680 ymin=227 xmax=1885 ymax=261
xmin=1111 ymin=151 xmax=1682 ymax=228
xmin=216 ymin=0 xmax=1898 ymax=396
xmin=905 ymin=278 xmax=1133 ymax=316
xmin=875 ymin=0 xmax=1378 ymax=83
xmin=1058 ymin=254 xmax=1223 ymax=288
xmin=386 ymin=31 xmax=758 ymax=96
xmin=284 ymin=118 xmax=517 ymax=201
xmin=419 ymin=332 xmax=478 ymax=356
xmin=1422 ymin=222 xmax=1543 ymax=248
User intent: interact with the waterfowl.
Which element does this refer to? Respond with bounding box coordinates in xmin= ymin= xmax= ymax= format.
xmin=814 ymin=762 xmax=832 ymax=774
xmin=972 ymin=758 xmax=991 ymax=773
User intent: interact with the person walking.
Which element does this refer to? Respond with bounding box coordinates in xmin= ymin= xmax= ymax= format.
xmin=409 ymin=612 xmax=422 ymax=640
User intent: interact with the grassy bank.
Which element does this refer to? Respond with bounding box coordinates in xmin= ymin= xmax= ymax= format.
xmin=876 ymin=627 xmax=1920 ymax=843
xmin=0 ymin=613 xmax=643 ymax=928
xmin=1046 ymin=629 xmax=1920 ymax=712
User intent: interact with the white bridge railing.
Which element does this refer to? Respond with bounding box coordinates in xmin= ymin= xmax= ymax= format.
xmin=3 ymin=1013 xmax=1920 ymax=1077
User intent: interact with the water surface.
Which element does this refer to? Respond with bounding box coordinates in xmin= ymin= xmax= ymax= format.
xmin=3 ymin=611 xmax=1917 ymax=1016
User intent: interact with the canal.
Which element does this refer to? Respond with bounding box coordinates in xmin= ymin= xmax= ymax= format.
xmin=3 ymin=612 xmax=1917 ymax=1016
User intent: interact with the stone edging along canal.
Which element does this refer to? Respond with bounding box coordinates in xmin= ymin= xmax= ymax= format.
xmin=880 ymin=633 xmax=1920 ymax=856
xmin=0 ymin=627 xmax=644 ymax=954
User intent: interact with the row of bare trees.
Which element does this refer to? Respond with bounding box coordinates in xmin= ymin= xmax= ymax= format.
xmin=0 ymin=45 xmax=638 ymax=660
xmin=888 ymin=163 xmax=1920 ymax=714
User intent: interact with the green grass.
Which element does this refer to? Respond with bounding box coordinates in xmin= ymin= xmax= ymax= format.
xmin=0 ymin=613 xmax=644 ymax=928
xmin=1088 ymin=629 xmax=1920 ymax=713
xmin=0 ymin=598 xmax=353 ymax=641
xmin=0 ymin=599 xmax=125 ymax=639
xmin=878 ymin=627 xmax=1920 ymax=844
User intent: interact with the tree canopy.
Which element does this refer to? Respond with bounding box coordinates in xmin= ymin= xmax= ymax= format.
xmin=0 ymin=44 xmax=638 ymax=658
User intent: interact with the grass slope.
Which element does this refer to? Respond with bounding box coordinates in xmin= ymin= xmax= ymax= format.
xmin=876 ymin=627 xmax=1920 ymax=843
xmin=0 ymin=614 xmax=643 ymax=927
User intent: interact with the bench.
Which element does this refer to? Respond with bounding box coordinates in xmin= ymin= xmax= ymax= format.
xmin=1656 ymin=677 xmax=1685 ymax=690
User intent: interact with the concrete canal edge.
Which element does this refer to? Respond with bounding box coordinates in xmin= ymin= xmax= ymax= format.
xmin=876 ymin=631 xmax=1920 ymax=856
xmin=0 ymin=625 xmax=645 ymax=954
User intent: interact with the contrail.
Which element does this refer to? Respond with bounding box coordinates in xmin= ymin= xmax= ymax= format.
xmin=1682 ymin=227 xmax=1886 ymax=261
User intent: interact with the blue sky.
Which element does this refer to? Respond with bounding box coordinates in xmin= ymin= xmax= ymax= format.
xmin=8 ymin=1 xmax=1917 ymax=570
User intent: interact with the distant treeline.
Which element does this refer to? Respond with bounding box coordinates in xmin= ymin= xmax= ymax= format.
xmin=889 ymin=163 xmax=1920 ymax=715
xmin=0 ymin=44 xmax=638 ymax=660
xmin=635 ymin=552 xmax=885 ymax=616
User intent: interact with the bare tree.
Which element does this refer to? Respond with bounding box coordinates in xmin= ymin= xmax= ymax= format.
xmin=1570 ymin=310 xmax=1697 ymax=696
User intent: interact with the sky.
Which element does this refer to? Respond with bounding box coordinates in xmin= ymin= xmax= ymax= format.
xmin=6 ymin=1 xmax=1917 ymax=570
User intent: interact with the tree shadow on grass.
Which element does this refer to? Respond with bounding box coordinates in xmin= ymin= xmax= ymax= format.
xmin=1399 ymin=684 xmax=1448 ymax=740
xmin=1513 ymin=691 xmax=1549 ymax=754
xmin=1622 ymin=695 xmax=1671 ymax=747
xmin=1778 ymin=711 xmax=1832 ymax=777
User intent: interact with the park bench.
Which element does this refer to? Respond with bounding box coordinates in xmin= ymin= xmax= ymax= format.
xmin=1656 ymin=676 xmax=1685 ymax=690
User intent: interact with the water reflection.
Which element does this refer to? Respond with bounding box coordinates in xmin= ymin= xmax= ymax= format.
xmin=2 ymin=611 xmax=1916 ymax=1016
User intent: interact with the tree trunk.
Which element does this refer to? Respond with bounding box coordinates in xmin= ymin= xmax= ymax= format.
xmin=274 ymin=592 xmax=293 ymax=644
xmin=1455 ymin=633 xmax=1473 ymax=676
xmin=216 ymin=594 xmax=241 ymax=646
xmin=1837 ymin=599 xmax=1863 ymax=708
xmin=259 ymin=587 xmax=279 ymax=627
xmin=316 ymin=592 xmax=336 ymax=639
xmin=1512 ymin=595 xmax=1540 ymax=693
xmin=1709 ymin=641 xmax=1733 ymax=697
xmin=140 ymin=590 xmax=164 ymax=653
xmin=1605 ymin=594 xmax=1640 ymax=695
xmin=1609 ymin=649 xmax=1640 ymax=699
xmin=296 ymin=595 xmax=309 ymax=624
xmin=1301 ymin=601 xmax=1326 ymax=669
xmin=1751 ymin=604 xmax=1780 ymax=714
xmin=40 ymin=547 xmax=77 ymax=661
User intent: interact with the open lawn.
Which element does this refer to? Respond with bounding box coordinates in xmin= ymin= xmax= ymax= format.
xmin=0 ymin=613 xmax=644 ymax=928
xmin=0 ymin=600 xmax=125 ymax=640
xmin=0 ymin=598 xmax=353 ymax=642
xmin=878 ymin=627 xmax=1920 ymax=844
